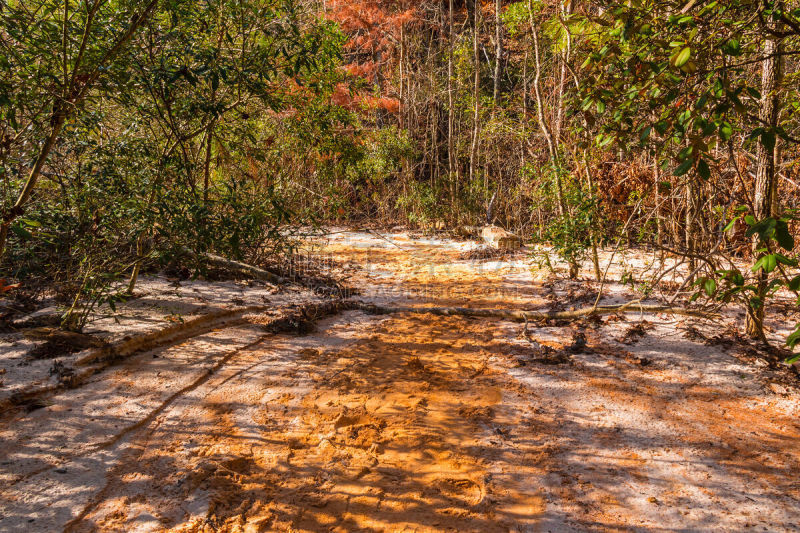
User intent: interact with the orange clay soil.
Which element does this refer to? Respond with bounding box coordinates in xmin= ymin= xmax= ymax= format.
xmin=1 ymin=231 xmax=799 ymax=532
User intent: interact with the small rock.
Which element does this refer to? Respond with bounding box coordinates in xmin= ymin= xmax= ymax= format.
xmin=769 ymin=382 xmax=790 ymax=395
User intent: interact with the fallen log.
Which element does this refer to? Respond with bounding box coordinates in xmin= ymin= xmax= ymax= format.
xmin=3 ymin=297 xmax=710 ymax=416
xmin=481 ymin=225 xmax=521 ymax=250
xmin=1 ymin=299 xmax=347 ymax=415
xmin=181 ymin=247 xmax=285 ymax=284
xmin=353 ymin=301 xmax=709 ymax=321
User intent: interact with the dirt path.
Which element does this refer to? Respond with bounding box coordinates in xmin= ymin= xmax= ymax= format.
xmin=1 ymin=231 xmax=799 ymax=532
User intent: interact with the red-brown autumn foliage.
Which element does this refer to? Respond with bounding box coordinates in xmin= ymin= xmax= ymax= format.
xmin=326 ymin=0 xmax=419 ymax=115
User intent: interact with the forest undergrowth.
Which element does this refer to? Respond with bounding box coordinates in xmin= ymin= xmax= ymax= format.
xmin=2 ymin=0 xmax=800 ymax=359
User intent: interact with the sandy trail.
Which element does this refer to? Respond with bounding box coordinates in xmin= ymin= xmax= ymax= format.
xmin=1 ymin=231 xmax=799 ymax=532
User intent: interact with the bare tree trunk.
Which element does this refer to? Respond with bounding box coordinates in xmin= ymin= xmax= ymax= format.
xmin=553 ymin=1 xmax=573 ymax=147
xmin=529 ymin=5 xmax=565 ymax=217
xmin=746 ymin=22 xmax=783 ymax=340
xmin=684 ymin=180 xmax=696 ymax=277
xmin=202 ymin=125 xmax=214 ymax=204
xmin=493 ymin=0 xmax=503 ymax=106
xmin=581 ymin=150 xmax=601 ymax=280
xmin=772 ymin=136 xmax=781 ymax=216
xmin=528 ymin=7 xmax=556 ymax=166
xmin=374 ymin=49 xmax=384 ymax=127
xmin=671 ymin=189 xmax=680 ymax=247
xmin=447 ymin=0 xmax=457 ymax=218
xmin=654 ymin=159 xmax=663 ymax=247
xmin=0 ymin=112 xmax=66 ymax=259
xmin=469 ymin=0 xmax=481 ymax=184
xmin=429 ymin=26 xmax=440 ymax=192
xmin=399 ymin=23 xmax=412 ymax=191
xmin=399 ymin=23 xmax=406 ymax=131
xmin=127 ymin=234 xmax=145 ymax=294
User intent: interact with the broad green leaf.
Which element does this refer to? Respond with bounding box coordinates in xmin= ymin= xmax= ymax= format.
xmin=786 ymin=325 xmax=800 ymax=351
xmin=670 ymin=47 xmax=691 ymax=68
xmin=752 ymin=254 xmax=778 ymax=273
xmin=746 ymin=87 xmax=762 ymax=100
xmin=719 ymin=122 xmax=733 ymax=141
xmin=703 ymin=278 xmax=716 ymax=297
xmin=721 ymin=38 xmax=741 ymax=56
xmin=745 ymin=217 xmax=777 ymax=241
xmin=681 ymin=60 xmax=697 ymax=74
xmin=774 ymin=220 xmax=794 ymax=250
xmin=673 ymin=158 xmax=693 ymax=176
xmin=10 ymin=223 xmax=32 ymax=240
xmin=697 ymin=159 xmax=710 ymax=180
xmin=761 ymin=130 xmax=776 ymax=151
xmin=723 ymin=218 xmax=737 ymax=232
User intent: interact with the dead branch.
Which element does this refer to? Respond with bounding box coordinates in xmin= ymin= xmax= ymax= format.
xmin=353 ymin=301 xmax=710 ymax=321
xmin=181 ymin=247 xmax=285 ymax=284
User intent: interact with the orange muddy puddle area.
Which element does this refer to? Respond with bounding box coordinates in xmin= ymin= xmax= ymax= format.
xmin=1 ymin=231 xmax=799 ymax=532
xmin=306 ymin=233 xmax=539 ymax=309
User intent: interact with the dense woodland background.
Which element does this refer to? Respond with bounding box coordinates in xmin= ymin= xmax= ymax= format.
xmin=2 ymin=0 xmax=800 ymax=350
